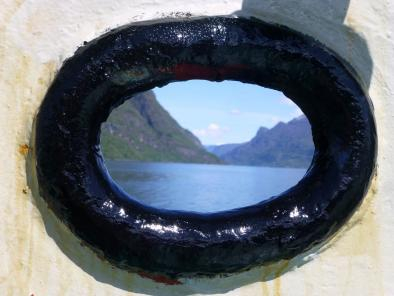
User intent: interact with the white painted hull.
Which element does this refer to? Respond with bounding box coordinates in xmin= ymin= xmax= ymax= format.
xmin=0 ymin=1 xmax=393 ymax=295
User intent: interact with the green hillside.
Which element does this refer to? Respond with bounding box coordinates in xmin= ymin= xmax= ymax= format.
xmin=100 ymin=91 xmax=222 ymax=164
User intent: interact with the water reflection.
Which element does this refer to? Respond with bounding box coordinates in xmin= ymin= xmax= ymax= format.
xmin=107 ymin=160 xmax=307 ymax=213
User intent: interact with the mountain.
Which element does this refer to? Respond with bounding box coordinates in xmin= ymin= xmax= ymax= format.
xmin=205 ymin=143 xmax=243 ymax=157
xmin=100 ymin=91 xmax=221 ymax=164
xmin=210 ymin=116 xmax=314 ymax=168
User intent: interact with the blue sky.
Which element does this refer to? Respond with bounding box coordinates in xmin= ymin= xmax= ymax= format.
xmin=154 ymin=80 xmax=303 ymax=145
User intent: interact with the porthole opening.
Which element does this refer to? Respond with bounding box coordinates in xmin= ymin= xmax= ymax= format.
xmin=35 ymin=17 xmax=377 ymax=277
xmin=100 ymin=80 xmax=314 ymax=212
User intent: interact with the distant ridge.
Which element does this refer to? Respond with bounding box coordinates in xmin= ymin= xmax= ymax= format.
xmin=205 ymin=143 xmax=243 ymax=157
xmin=101 ymin=91 xmax=221 ymax=164
xmin=208 ymin=116 xmax=314 ymax=168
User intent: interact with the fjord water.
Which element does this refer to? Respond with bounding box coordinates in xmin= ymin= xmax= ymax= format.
xmin=106 ymin=160 xmax=307 ymax=213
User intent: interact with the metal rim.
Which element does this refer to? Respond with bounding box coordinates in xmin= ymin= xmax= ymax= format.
xmin=35 ymin=17 xmax=377 ymax=278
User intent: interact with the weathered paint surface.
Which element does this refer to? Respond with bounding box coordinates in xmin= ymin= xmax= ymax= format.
xmin=0 ymin=0 xmax=393 ymax=295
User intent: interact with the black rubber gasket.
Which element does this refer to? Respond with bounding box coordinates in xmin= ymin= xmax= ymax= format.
xmin=35 ymin=17 xmax=377 ymax=278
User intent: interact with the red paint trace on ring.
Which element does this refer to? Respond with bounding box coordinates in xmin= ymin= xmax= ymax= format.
xmin=138 ymin=271 xmax=182 ymax=285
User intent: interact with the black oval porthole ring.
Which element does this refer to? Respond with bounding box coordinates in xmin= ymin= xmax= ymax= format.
xmin=35 ymin=17 xmax=377 ymax=278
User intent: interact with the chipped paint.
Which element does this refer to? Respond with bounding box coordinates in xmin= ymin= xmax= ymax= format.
xmin=1 ymin=0 xmax=394 ymax=295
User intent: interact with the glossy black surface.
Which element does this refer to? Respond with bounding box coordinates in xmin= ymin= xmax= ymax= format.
xmin=35 ymin=17 xmax=377 ymax=278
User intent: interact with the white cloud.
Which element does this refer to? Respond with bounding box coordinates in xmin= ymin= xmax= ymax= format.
xmin=230 ymin=108 xmax=241 ymax=115
xmin=208 ymin=123 xmax=220 ymax=131
xmin=193 ymin=123 xmax=229 ymax=143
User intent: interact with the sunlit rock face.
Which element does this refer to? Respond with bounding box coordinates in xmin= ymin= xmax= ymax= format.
xmin=0 ymin=1 xmax=393 ymax=296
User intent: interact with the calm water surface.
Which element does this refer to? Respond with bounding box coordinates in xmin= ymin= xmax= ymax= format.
xmin=106 ymin=160 xmax=307 ymax=213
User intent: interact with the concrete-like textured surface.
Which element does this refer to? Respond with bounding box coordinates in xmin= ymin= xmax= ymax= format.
xmin=0 ymin=0 xmax=393 ymax=295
